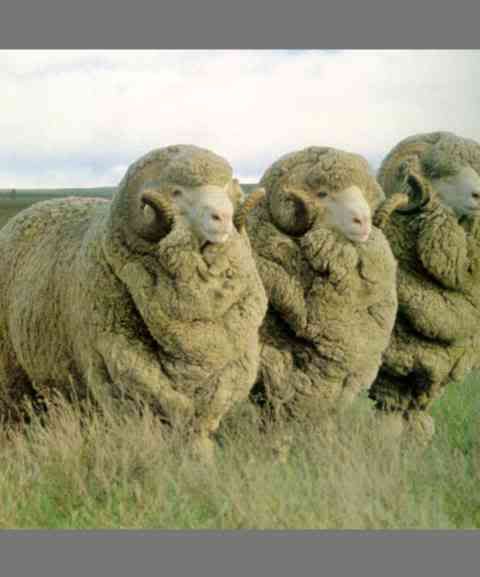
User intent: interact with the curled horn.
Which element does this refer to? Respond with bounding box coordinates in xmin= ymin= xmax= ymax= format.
xmin=397 ymin=157 xmax=432 ymax=214
xmin=268 ymin=176 xmax=316 ymax=237
xmin=283 ymin=186 xmax=316 ymax=235
xmin=395 ymin=171 xmax=433 ymax=214
xmin=374 ymin=172 xmax=439 ymax=228
xmin=373 ymin=192 xmax=410 ymax=229
xmin=134 ymin=187 xmax=176 ymax=242
xmin=234 ymin=186 xmax=266 ymax=231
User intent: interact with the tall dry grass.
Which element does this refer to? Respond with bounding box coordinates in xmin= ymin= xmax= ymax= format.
xmin=0 ymin=372 xmax=479 ymax=529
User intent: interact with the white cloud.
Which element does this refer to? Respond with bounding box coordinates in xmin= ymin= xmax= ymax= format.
xmin=0 ymin=50 xmax=479 ymax=187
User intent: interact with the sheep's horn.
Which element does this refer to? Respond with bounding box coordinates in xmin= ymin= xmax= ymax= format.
xmin=395 ymin=172 xmax=431 ymax=214
xmin=267 ymin=182 xmax=317 ymax=237
xmin=373 ymin=192 xmax=410 ymax=229
xmin=283 ymin=186 xmax=316 ymax=235
xmin=234 ymin=187 xmax=266 ymax=231
xmin=136 ymin=188 xmax=175 ymax=241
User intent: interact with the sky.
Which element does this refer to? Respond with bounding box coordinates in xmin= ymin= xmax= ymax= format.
xmin=0 ymin=49 xmax=479 ymax=188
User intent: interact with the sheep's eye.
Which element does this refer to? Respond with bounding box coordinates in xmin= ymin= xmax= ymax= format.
xmin=173 ymin=188 xmax=183 ymax=197
xmin=472 ymin=192 xmax=480 ymax=200
xmin=316 ymin=190 xmax=328 ymax=198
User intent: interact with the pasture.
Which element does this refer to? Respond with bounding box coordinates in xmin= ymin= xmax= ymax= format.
xmin=0 ymin=188 xmax=116 ymax=228
xmin=0 ymin=379 xmax=479 ymax=529
xmin=0 ymin=190 xmax=479 ymax=529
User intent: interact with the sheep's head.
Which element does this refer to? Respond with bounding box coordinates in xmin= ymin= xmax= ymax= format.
xmin=264 ymin=148 xmax=377 ymax=243
xmin=390 ymin=160 xmax=480 ymax=218
xmin=379 ymin=132 xmax=480 ymax=218
xmin=320 ymin=184 xmax=372 ymax=242
xmin=112 ymin=145 xmax=264 ymax=248
xmin=432 ymin=166 xmax=480 ymax=217
xmin=144 ymin=181 xmax=265 ymax=246
xmin=274 ymin=181 xmax=372 ymax=243
xmin=167 ymin=182 xmax=235 ymax=244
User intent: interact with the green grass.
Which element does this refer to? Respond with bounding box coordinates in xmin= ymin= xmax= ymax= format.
xmin=0 ymin=188 xmax=115 ymax=229
xmin=0 ymin=374 xmax=479 ymax=529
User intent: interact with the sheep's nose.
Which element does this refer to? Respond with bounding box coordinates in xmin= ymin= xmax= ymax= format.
xmin=353 ymin=215 xmax=370 ymax=229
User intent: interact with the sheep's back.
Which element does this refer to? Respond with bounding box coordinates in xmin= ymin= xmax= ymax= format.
xmin=0 ymin=197 xmax=109 ymax=383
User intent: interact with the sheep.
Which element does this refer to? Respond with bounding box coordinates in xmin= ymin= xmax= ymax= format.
xmin=245 ymin=146 xmax=398 ymax=425
xmin=0 ymin=144 xmax=268 ymax=460
xmin=368 ymin=131 xmax=480 ymax=444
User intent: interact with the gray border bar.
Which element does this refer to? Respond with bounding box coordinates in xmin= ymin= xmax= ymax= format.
xmin=1 ymin=0 xmax=480 ymax=48
xmin=0 ymin=531 xmax=478 ymax=576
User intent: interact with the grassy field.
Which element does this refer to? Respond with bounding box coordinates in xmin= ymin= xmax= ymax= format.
xmin=0 ymin=188 xmax=116 ymax=229
xmin=1 ymin=189 xmax=479 ymax=529
xmin=0 ymin=376 xmax=479 ymax=529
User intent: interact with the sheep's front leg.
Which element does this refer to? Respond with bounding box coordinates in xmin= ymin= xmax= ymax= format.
xmin=194 ymin=349 xmax=260 ymax=458
xmin=256 ymin=256 xmax=308 ymax=333
xmin=94 ymin=333 xmax=194 ymax=429
xmin=95 ymin=338 xmax=214 ymax=462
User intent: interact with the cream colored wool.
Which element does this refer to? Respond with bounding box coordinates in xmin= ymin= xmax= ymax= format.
xmin=369 ymin=132 xmax=480 ymax=443
xmin=0 ymin=145 xmax=267 ymax=458
xmin=246 ymin=146 xmax=398 ymax=421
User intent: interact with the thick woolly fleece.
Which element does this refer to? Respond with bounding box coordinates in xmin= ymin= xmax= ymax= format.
xmin=0 ymin=146 xmax=268 ymax=452
xmin=369 ymin=132 xmax=480 ymax=414
xmin=379 ymin=131 xmax=480 ymax=197
xmin=246 ymin=147 xmax=398 ymax=421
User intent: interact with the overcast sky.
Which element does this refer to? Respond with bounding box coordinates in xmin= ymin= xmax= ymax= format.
xmin=0 ymin=50 xmax=479 ymax=188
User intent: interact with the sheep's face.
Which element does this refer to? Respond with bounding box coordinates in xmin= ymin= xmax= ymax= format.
xmin=432 ymin=166 xmax=480 ymax=217
xmin=171 ymin=183 xmax=234 ymax=245
xmin=322 ymin=185 xmax=372 ymax=242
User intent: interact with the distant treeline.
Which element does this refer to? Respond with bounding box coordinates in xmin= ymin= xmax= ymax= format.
xmin=0 ymin=187 xmax=117 ymax=200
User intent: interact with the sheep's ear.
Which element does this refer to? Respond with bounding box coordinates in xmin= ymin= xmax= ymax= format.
xmin=395 ymin=171 xmax=432 ymax=214
xmin=268 ymin=185 xmax=315 ymax=236
xmin=234 ymin=187 xmax=265 ymax=232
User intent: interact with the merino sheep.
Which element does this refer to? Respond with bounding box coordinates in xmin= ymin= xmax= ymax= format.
xmin=368 ymin=131 xmax=480 ymax=443
xmin=0 ymin=144 xmax=268 ymax=459
xmin=246 ymin=146 xmax=398 ymax=423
